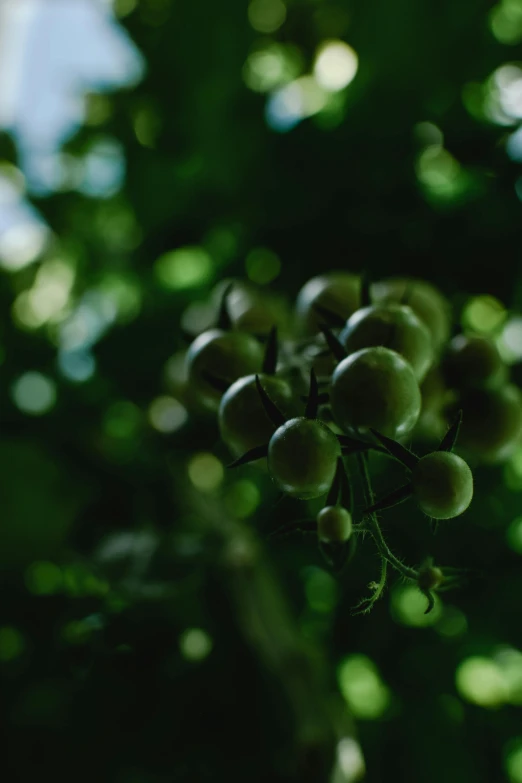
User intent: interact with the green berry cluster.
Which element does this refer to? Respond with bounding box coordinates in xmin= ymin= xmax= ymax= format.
xmin=179 ymin=273 xmax=521 ymax=613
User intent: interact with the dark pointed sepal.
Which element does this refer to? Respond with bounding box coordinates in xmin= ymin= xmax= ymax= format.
xmin=422 ymin=590 xmax=436 ymax=615
xmin=364 ymin=483 xmax=412 ymax=515
xmin=305 ymin=368 xmax=319 ymax=419
xmin=262 ymin=325 xmax=278 ymax=376
xmin=326 ymin=457 xmax=343 ymax=506
xmin=312 ymin=302 xmax=346 ymax=329
xmin=318 ymin=324 xmax=347 ymax=363
xmin=216 ymin=281 xmax=234 ymax=330
xmin=227 ymin=443 xmax=268 ymax=468
xmin=438 ymin=409 xmax=463 ymax=453
xmin=268 ymin=519 xmax=316 ymax=540
xmin=369 ymin=429 xmax=419 ymax=471
xmin=202 ymin=371 xmax=230 ymax=393
xmin=255 ymin=375 xmax=286 ymax=428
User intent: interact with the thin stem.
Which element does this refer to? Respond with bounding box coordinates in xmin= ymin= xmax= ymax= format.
xmin=356 ymin=452 xmax=418 ymax=582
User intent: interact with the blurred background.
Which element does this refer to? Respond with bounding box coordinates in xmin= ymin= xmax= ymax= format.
xmin=3 ymin=0 xmax=522 ymax=781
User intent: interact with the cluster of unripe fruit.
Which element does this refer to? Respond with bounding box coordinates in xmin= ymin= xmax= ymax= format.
xmin=179 ymin=272 xmax=522 ymax=610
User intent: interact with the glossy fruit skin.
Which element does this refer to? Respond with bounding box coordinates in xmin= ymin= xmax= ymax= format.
xmin=295 ymin=272 xmax=360 ymax=335
xmin=267 ymin=417 xmax=341 ymax=499
xmin=371 ymin=277 xmax=451 ymax=353
xmin=454 ymin=384 xmax=522 ymax=463
xmin=186 ymin=329 xmax=264 ymax=412
xmin=317 ymin=506 xmax=353 ymax=543
xmin=340 ymin=303 xmax=433 ymax=381
xmin=443 ymin=333 xmax=506 ymax=390
xmin=330 ymin=346 xmax=421 ymax=439
xmin=218 ymin=374 xmax=295 ymax=457
xmin=412 ymin=452 xmax=473 ymax=520
xmin=212 ymin=279 xmax=289 ymax=336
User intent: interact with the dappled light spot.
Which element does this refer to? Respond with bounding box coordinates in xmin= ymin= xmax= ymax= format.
xmin=266 ymin=76 xmax=328 ymax=132
xmin=180 ymin=628 xmax=213 ymax=661
xmin=243 ymin=42 xmax=302 ymax=94
xmin=58 ymin=349 xmax=96 ymax=382
xmin=248 ymin=0 xmax=286 ymax=34
xmin=462 ymin=295 xmax=507 ymax=335
xmin=0 ymin=221 xmax=49 ymax=271
xmin=456 ymin=656 xmax=507 ymax=707
xmin=12 ymin=372 xmax=56 ymax=415
xmin=338 ymin=654 xmax=391 ymax=719
xmin=148 ymin=396 xmax=187 ymax=433
xmin=391 ymin=584 xmax=441 ymax=627
xmin=25 ymin=561 xmax=63 ymax=595
xmin=313 ymin=40 xmax=358 ymax=92
xmin=223 ymin=479 xmax=260 ymax=519
xmin=304 ymin=566 xmax=338 ymax=613
xmin=0 ymin=627 xmax=25 ymax=661
xmin=188 ymin=453 xmax=224 ymax=492
xmin=155 ymin=246 xmax=213 ymax=290
xmin=245 ymin=247 xmax=281 ymax=284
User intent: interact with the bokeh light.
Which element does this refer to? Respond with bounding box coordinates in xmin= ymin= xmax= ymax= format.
xmin=313 ymin=40 xmax=358 ymax=92
xmin=391 ymin=584 xmax=442 ymax=627
xmin=338 ymin=655 xmax=391 ymax=719
xmin=245 ymin=247 xmax=281 ymax=284
xmin=0 ymin=627 xmax=25 ymax=662
xmin=155 ymin=246 xmax=213 ymax=290
xmin=25 ymin=561 xmax=63 ymax=595
xmin=12 ymin=372 xmax=57 ymax=415
xmin=248 ymin=0 xmax=286 ymax=34
xmin=148 ymin=396 xmax=188 ymax=433
xmin=188 ymin=453 xmax=224 ymax=492
xmin=462 ymin=295 xmax=507 ymax=334
xmin=180 ymin=628 xmax=213 ymax=661
xmin=456 ymin=656 xmax=507 ymax=707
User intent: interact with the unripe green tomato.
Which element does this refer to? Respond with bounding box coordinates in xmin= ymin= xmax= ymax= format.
xmin=411 ymin=452 xmax=473 ymax=520
xmin=218 ymin=374 xmax=295 ymax=457
xmin=330 ymin=346 xmax=421 ymax=439
xmin=340 ymin=303 xmax=433 ymax=381
xmin=267 ymin=417 xmax=340 ymax=499
xmin=295 ymin=272 xmax=360 ymax=336
xmin=371 ymin=277 xmax=451 ymax=353
xmin=454 ymin=384 xmax=522 ymax=463
xmin=213 ymin=279 xmax=289 ymax=336
xmin=317 ymin=505 xmax=353 ymax=543
xmin=186 ymin=329 xmax=264 ymax=412
xmin=443 ymin=333 xmax=507 ymax=390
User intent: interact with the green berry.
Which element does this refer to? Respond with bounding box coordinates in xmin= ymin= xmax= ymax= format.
xmin=268 ymin=417 xmax=341 ymax=499
xmin=186 ymin=329 xmax=264 ymax=412
xmin=443 ymin=333 xmax=506 ymax=390
xmin=295 ymin=272 xmax=360 ymax=335
xmin=455 ymin=384 xmax=522 ymax=463
xmin=330 ymin=346 xmax=421 ymax=439
xmin=317 ymin=506 xmax=353 ymax=543
xmin=371 ymin=277 xmax=451 ymax=352
xmin=218 ymin=374 xmax=295 ymax=456
xmin=340 ymin=303 xmax=433 ymax=380
xmin=411 ymin=451 xmax=473 ymax=520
